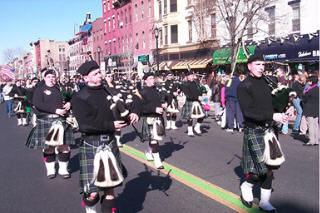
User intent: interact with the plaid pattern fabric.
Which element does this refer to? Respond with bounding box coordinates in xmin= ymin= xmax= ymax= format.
xmin=141 ymin=117 xmax=152 ymax=142
xmin=26 ymin=116 xmax=75 ymax=150
xmin=241 ymin=128 xmax=268 ymax=175
xmin=79 ymin=135 xmax=124 ymax=194
xmin=181 ymin=101 xmax=193 ymax=120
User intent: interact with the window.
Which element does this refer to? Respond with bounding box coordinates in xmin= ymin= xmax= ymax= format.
xmin=159 ymin=1 xmax=162 ymax=19
xmin=148 ymin=0 xmax=152 ymax=17
xmin=103 ymin=2 xmax=106 ymax=13
xmin=164 ymin=0 xmax=167 ymax=14
xmin=117 ymin=13 xmax=120 ymax=27
xmin=104 ymin=20 xmax=107 ymax=33
xmin=171 ymin=25 xmax=178 ymax=43
xmin=125 ymin=9 xmax=127 ymax=24
xmin=107 ymin=0 xmax=110 ymax=10
xmin=141 ymin=1 xmax=144 ymax=19
xmin=129 ymin=7 xmax=132 ymax=23
xmin=113 ymin=40 xmax=116 ymax=53
xmin=266 ymin=7 xmax=275 ymax=35
xmin=142 ymin=31 xmax=145 ymax=49
xmin=135 ymin=4 xmax=138 ymax=21
xmin=170 ymin=0 xmax=177 ymax=12
xmin=211 ymin=14 xmax=216 ymax=38
xmin=149 ymin=30 xmax=152 ymax=49
xmin=164 ymin=26 xmax=168 ymax=45
xmin=188 ymin=20 xmax=192 ymax=41
xmin=130 ymin=35 xmax=133 ymax=49
xmin=159 ymin=29 xmax=163 ymax=46
xmin=108 ymin=19 xmax=111 ymax=32
xmin=291 ymin=3 xmax=300 ymax=32
xmin=136 ymin=33 xmax=139 ymax=49
xmin=122 ymin=38 xmax=125 ymax=53
xmin=118 ymin=37 xmax=121 ymax=50
xmin=113 ymin=16 xmax=115 ymax=30
xmin=109 ymin=41 xmax=112 ymax=54
xmin=105 ymin=42 xmax=108 ymax=55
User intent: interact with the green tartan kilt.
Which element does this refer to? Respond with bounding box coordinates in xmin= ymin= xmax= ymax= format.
xmin=241 ymin=128 xmax=268 ymax=175
xmin=79 ymin=134 xmax=126 ymax=194
xmin=25 ymin=116 xmax=75 ymax=150
xmin=141 ymin=117 xmax=152 ymax=142
xmin=181 ymin=101 xmax=193 ymax=120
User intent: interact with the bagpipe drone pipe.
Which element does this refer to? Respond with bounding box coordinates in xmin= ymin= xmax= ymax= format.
xmin=263 ymin=74 xmax=297 ymax=113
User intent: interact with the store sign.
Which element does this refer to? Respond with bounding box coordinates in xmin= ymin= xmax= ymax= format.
xmin=298 ymin=51 xmax=312 ymax=58
xmin=138 ymin=55 xmax=149 ymax=61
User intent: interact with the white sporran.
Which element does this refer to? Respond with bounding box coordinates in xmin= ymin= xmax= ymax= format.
xmin=45 ymin=120 xmax=64 ymax=146
xmin=262 ymin=129 xmax=285 ymax=166
xmin=93 ymin=145 xmax=124 ymax=188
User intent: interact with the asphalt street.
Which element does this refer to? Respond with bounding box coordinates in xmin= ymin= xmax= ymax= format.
xmin=0 ymin=104 xmax=318 ymax=213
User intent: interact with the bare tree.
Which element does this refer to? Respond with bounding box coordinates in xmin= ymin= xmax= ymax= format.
xmin=215 ymin=0 xmax=276 ymax=75
xmin=2 ymin=47 xmax=24 ymax=64
xmin=188 ymin=0 xmax=216 ymax=43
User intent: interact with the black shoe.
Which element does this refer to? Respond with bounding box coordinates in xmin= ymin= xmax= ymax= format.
xmin=303 ymin=143 xmax=313 ymax=146
xmin=47 ymin=174 xmax=56 ymax=179
xmin=313 ymin=144 xmax=319 ymax=146
xmin=60 ymin=173 xmax=71 ymax=179
xmin=156 ymin=165 xmax=164 ymax=170
xmin=292 ymin=130 xmax=300 ymax=134
xmin=240 ymin=195 xmax=252 ymax=208
xmin=259 ymin=207 xmax=277 ymax=213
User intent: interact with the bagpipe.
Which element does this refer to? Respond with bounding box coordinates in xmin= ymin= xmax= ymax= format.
xmin=263 ymin=74 xmax=297 ymax=113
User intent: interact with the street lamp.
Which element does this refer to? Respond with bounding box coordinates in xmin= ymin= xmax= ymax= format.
xmin=97 ymin=46 xmax=101 ymax=66
xmin=154 ymin=27 xmax=159 ymax=75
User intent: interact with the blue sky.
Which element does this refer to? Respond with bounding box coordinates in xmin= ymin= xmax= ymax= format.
xmin=0 ymin=0 xmax=102 ymax=64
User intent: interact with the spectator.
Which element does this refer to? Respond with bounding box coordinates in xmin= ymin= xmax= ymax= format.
xmin=225 ymin=72 xmax=244 ymax=132
xmin=291 ymin=74 xmax=305 ymax=134
xmin=211 ymin=74 xmax=222 ymax=122
xmin=302 ymin=75 xmax=319 ymax=146
xmin=2 ymin=80 xmax=14 ymax=117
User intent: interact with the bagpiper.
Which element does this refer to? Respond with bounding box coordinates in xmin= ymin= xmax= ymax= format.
xmin=140 ymin=72 xmax=167 ymax=169
xmin=181 ymin=70 xmax=205 ymax=136
xmin=164 ymin=72 xmax=180 ymax=130
xmin=237 ymin=54 xmax=293 ymax=212
xmin=71 ymin=61 xmax=139 ymax=213
xmin=10 ymin=79 xmax=28 ymax=126
xmin=26 ymin=69 xmax=74 ymax=179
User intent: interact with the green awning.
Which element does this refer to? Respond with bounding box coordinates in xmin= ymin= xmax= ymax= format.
xmin=212 ymin=46 xmax=256 ymax=65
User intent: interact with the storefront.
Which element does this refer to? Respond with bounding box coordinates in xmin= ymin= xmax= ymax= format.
xmin=254 ymin=31 xmax=319 ymax=72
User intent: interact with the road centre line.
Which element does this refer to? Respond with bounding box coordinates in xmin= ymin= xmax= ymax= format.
xmin=121 ymin=144 xmax=263 ymax=213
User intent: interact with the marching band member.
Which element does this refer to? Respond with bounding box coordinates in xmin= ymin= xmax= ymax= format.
xmin=164 ymin=72 xmax=180 ymax=130
xmin=237 ymin=54 xmax=293 ymax=212
xmin=71 ymin=61 xmax=139 ymax=213
xmin=140 ymin=72 xmax=167 ymax=169
xmin=26 ymin=69 xmax=74 ymax=179
xmin=181 ymin=70 xmax=205 ymax=136
xmin=10 ymin=79 xmax=28 ymax=126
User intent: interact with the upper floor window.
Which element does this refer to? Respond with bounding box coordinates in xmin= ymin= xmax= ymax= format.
xmin=265 ymin=6 xmax=275 ymax=35
xmin=171 ymin=25 xmax=178 ymax=43
xmin=148 ymin=0 xmax=152 ymax=17
xmin=136 ymin=33 xmax=139 ymax=49
xmin=211 ymin=14 xmax=216 ymax=38
xmin=164 ymin=26 xmax=168 ymax=45
xmin=129 ymin=7 xmax=132 ymax=23
xmin=170 ymin=0 xmax=177 ymax=12
xmin=135 ymin=4 xmax=139 ymax=21
xmin=290 ymin=2 xmax=300 ymax=32
xmin=125 ymin=9 xmax=128 ymax=24
xmin=164 ymin=0 xmax=167 ymax=14
xmin=142 ymin=31 xmax=145 ymax=49
xmin=107 ymin=0 xmax=110 ymax=10
xmin=141 ymin=1 xmax=144 ymax=19
xmin=103 ymin=2 xmax=106 ymax=13
xmin=188 ymin=20 xmax=192 ymax=41
xmin=159 ymin=1 xmax=162 ymax=19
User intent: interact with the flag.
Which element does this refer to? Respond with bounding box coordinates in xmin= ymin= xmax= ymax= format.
xmin=0 ymin=65 xmax=15 ymax=80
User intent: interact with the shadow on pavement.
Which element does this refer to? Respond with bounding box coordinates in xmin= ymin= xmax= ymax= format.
xmin=160 ymin=137 xmax=188 ymax=161
xmin=121 ymin=130 xmax=138 ymax=144
xmin=117 ymin=164 xmax=172 ymax=213
xmin=69 ymin=153 xmax=80 ymax=174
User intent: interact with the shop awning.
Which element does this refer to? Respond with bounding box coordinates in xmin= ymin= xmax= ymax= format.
xmin=212 ymin=45 xmax=256 ymax=65
xmin=254 ymin=32 xmax=319 ymax=62
xmin=152 ymin=61 xmax=173 ymax=71
xmin=171 ymin=58 xmax=212 ymax=70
